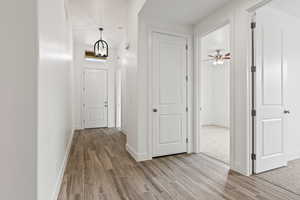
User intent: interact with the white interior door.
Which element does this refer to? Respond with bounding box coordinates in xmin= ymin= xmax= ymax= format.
xmin=152 ymin=32 xmax=188 ymax=157
xmin=254 ymin=7 xmax=287 ymax=173
xmin=83 ymin=69 xmax=108 ymax=128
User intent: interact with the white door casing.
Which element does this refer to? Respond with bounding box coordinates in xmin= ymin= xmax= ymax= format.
xmin=83 ymin=69 xmax=108 ymax=128
xmin=152 ymin=32 xmax=188 ymax=157
xmin=254 ymin=7 xmax=287 ymax=173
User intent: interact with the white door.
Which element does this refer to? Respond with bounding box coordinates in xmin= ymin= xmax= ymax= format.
xmin=152 ymin=32 xmax=188 ymax=157
xmin=83 ymin=69 xmax=108 ymax=128
xmin=254 ymin=7 xmax=288 ymax=173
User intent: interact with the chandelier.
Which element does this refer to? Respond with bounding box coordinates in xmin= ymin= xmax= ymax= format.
xmin=94 ymin=28 xmax=108 ymax=58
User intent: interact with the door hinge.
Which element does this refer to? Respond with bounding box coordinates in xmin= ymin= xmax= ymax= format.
xmin=186 ymin=138 xmax=189 ymax=143
xmin=186 ymin=107 xmax=188 ymax=112
xmin=251 ymin=22 xmax=256 ymax=29
xmin=251 ymin=109 xmax=256 ymax=117
xmin=251 ymin=153 xmax=256 ymax=160
xmin=186 ymin=44 xmax=188 ymax=50
xmin=185 ymin=76 xmax=188 ymax=82
xmin=251 ymin=66 xmax=256 ymax=73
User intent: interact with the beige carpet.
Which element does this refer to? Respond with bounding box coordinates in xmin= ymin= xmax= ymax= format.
xmin=256 ymin=159 xmax=300 ymax=195
xmin=200 ymin=125 xmax=230 ymax=164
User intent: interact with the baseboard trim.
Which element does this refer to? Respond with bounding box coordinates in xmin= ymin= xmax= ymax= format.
xmin=52 ymin=130 xmax=75 ymax=200
xmin=126 ymin=144 xmax=149 ymax=162
xmin=287 ymin=154 xmax=300 ymax=162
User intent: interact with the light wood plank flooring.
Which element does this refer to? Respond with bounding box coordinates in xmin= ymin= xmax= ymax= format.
xmin=58 ymin=128 xmax=300 ymax=200
xmin=256 ymin=159 xmax=300 ymax=196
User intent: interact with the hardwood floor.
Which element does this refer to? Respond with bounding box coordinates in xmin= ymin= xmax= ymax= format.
xmin=58 ymin=128 xmax=300 ymax=200
xmin=256 ymin=159 xmax=300 ymax=196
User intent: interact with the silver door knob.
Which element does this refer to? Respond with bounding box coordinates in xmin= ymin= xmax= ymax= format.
xmin=153 ymin=108 xmax=158 ymax=113
xmin=284 ymin=110 xmax=290 ymax=114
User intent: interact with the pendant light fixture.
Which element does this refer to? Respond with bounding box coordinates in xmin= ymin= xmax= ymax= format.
xmin=94 ymin=28 xmax=108 ymax=58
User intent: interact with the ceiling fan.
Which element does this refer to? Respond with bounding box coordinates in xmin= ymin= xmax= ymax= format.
xmin=204 ymin=49 xmax=231 ymax=65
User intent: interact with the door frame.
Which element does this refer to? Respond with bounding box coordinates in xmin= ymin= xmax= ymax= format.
xmin=82 ymin=67 xmax=109 ymax=129
xmin=197 ymin=22 xmax=232 ymax=162
xmin=195 ymin=21 xmax=234 ymax=166
xmin=147 ymin=27 xmax=193 ymax=159
xmin=247 ymin=0 xmax=275 ymax=175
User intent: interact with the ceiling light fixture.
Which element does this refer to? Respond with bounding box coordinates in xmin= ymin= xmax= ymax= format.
xmin=204 ymin=49 xmax=231 ymax=66
xmin=94 ymin=28 xmax=108 ymax=58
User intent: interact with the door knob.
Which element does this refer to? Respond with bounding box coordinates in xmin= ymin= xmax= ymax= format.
xmin=153 ymin=108 xmax=158 ymax=113
xmin=284 ymin=110 xmax=290 ymax=114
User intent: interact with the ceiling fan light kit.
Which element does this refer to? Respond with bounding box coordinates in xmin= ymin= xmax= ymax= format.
xmin=213 ymin=59 xmax=225 ymax=65
xmin=205 ymin=49 xmax=231 ymax=66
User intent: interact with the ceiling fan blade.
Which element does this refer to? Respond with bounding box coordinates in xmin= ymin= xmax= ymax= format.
xmin=225 ymin=53 xmax=231 ymax=56
xmin=208 ymin=55 xmax=215 ymax=58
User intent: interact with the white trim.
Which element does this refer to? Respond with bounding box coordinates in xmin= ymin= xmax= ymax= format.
xmin=126 ymin=144 xmax=149 ymax=162
xmin=247 ymin=0 xmax=273 ymax=12
xmin=51 ymin=130 xmax=75 ymax=200
xmin=288 ymin=154 xmax=300 ymax=162
xmin=147 ymin=26 xmax=194 ymax=160
xmin=248 ymin=13 xmax=256 ymax=176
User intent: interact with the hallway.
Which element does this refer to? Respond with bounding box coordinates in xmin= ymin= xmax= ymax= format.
xmin=58 ymin=129 xmax=300 ymax=200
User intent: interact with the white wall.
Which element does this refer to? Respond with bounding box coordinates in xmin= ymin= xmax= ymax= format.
xmin=201 ymin=25 xmax=230 ymax=128
xmin=0 ymin=1 xmax=38 ymax=199
xmin=120 ymin=0 xmax=146 ymax=159
xmin=116 ymin=69 xmax=122 ymax=128
xmin=37 ymin=0 xmax=73 ymax=200
xmin=72 ymin=34 xmax=116 ymax=129
xmin=115 ymin=46 xmax=128 ymax=132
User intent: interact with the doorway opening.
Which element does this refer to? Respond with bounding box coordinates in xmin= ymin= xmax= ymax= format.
xmin=199 ymin=24 xmax=231 ymax=164
xmin=251 ymin=0 xmax=300 ymax=195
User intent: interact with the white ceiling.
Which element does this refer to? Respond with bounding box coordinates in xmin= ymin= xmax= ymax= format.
xmin=269 ymin=0 xmax=300 ymax=19
xmin=140 ymin=0 xmax=232 ymax=25
xmin=68 ymin=0 xmax=129 ymax=47
xmin=68 ymin=0 xmax=234 ymax=47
